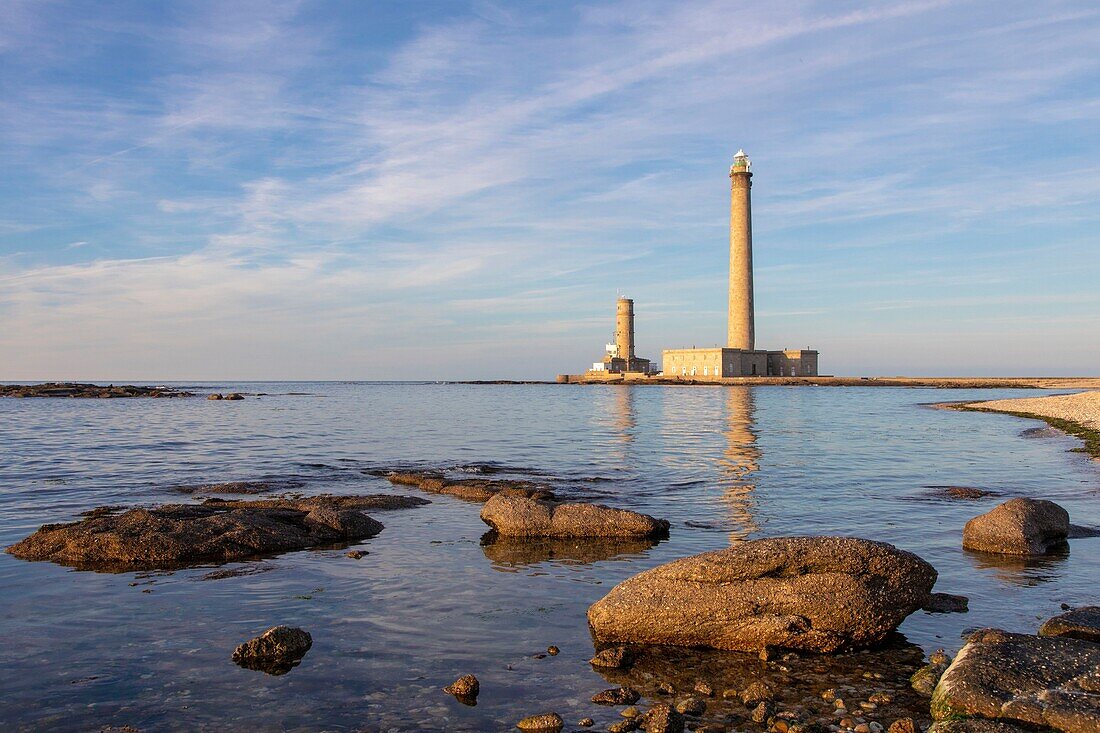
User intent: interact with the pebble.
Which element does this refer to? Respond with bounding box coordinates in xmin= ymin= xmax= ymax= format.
xmin=547 ymin=646 xmax=559 ymax=656
xmin=608 ymin=721 xmax=639 ymax=733
xmin=821 ymin=689 xmax=837 ymax=702
xmin=869 ymin=723 xmax=884 ymax=733
xmin=887 ymin=719 xmax=916 ymax=733
xmin=741 ymin=681 xmax=774 ymax=705
xmin=515 ymin=712 xmax=564 ymax=731
xmin=675 ymin=697 xmax=706 ymax=716
xmin=693 ymin=681 xmax=714 ymax=697
xmin=840 ymin=718 xmax=855 ymax=728
xmin=659 ymin=682 xmax=676 ymax=695
xmin=772 ymin=721 xmax=790 ymax=733
xmin=868 ymin=693 xmax=891 ymax=704
xmin=621 ymin=705 xmax=640 ymax=718
xmin=345 ymin=550 xmax=368 ymax=559
xmin=578 ymin=719 xmax=594 ymax=728
xmin=853 ymin=724 xmax=871 ymax=733
xmin=752 ymin=701 xmax=774 ymax=723
xmin=644 ymin=703 xmax=686 ymax=733
xmin=834 ymin=699 xmax=847 ymax=709
xmin=859 ymin=702 xmax=877 ymax=710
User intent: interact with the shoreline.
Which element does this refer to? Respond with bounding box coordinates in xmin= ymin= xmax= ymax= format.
xmin=550 ymin=375 xmax=1100 ymax=388
xmin=944 ymin=391 xmax=1100 ymax=460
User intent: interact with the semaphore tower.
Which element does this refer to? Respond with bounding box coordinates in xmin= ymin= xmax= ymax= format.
xmin=728 ymin=149 xmax=754 ymax=350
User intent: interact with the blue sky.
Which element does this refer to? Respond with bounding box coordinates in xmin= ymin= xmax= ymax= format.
xmin=2 ymin=0 xmax=1098 ymax=380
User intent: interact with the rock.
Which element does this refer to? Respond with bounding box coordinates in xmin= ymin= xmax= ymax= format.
xmin=172 ymin=480 xmax=305 ymax=495
xmin=1039 ymin=606 xmax=1100 ymax=643
xmin=609 ymin=721 xmax=639 ymax=733
xmin=931 ymin=628 xmax=1100 ymax=733
xmin=224 ymin=393 xmax=244 ymax=400
xmin=443 ymin=673 xmax=479 ymax=703
xmin=231 ymin=626 xmax=312 ymax=674
xmin=579 ymin=719 xmax=594 ymax=728
xmin=547 ymin=645 xmax=559 ymax=655
xmin=752 ymin=700 xmax=775 ymax=722
xmin=962 ymin=498 xmax=1070 ymax=555
xmin=346 ymin=550 xmax=368 ymax=559
xmin=693 ymin=680 xmax=713 ymax=697
xmin=675 ymin=696 xmax=705 ymax=715
xmin=593 ymin=686 xmax=641 ymax=705
xmin=481 ymin=535 xmax=660 ymax=567
xmin=0 ymin=382 xmax=190 ymax=399
xmin=515 ymin=712 xmax=563 ymax=731
xmin=640 ymin=703 xmax=685 ymax=733
xmin=887 ymin=719 xmax=916 ymax=733
xmin=387 ymin=470 xmax=556 ymax=502
xmin=591 ymin=645 xmax=635 ymax=669
xmin=587 ymin=537 xmax=937 ymax=653
xmin=911 ymin=657 xmax=950 ymax=696
xmin=208 ymin=394 xmax=223 ymax=400
xmin=921 ymin=593 xmax=968 ymax=614
xmin=621 ymin=706 xmax=641 ymax=717
xmin=481 ymin=494 xmax=670 ymax=538
xmin=741 ymin=681 xmax=775 ymax=705
xmin=927 ymin=720 xmax=1034 ymax=733
xmin=4 ymin=494 xmax=428 ymax=570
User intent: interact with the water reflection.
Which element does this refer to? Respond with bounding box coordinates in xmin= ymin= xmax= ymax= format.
xmin=589 ymin=635 xmax=929 ymax=730
xmin=964 ymin=546 xmax=1069 ymax=587
xmin=480 ymin=532 xmax=659 ymax=570
xmin=720 ymin=387 xmax=760 ymax=541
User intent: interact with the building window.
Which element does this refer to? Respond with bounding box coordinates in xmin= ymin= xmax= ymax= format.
xmin=681 ymin=367 xmax=687 ymax=376
xmin=691 ymin=367 xmax=697 ymax=376
xmin=703 ymin=366 xmax=709 ymax=376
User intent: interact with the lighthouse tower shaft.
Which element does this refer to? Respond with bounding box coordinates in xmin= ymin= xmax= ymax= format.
xmin=615 ymin=297 xmax=636 ymax=361
xmin=727 ymin=155 xmax=754 ymax=350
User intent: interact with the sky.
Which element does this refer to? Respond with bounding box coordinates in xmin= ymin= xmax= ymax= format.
xmin=1 ymin=0 xmax=1098 ymax=380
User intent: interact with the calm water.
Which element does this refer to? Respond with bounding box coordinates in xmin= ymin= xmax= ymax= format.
xmin=1 ymin=384 xmax=1097 ymax=732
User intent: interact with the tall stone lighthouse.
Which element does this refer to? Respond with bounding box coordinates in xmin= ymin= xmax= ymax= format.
xmin=728 ymin=149 xmax=754 ymax=350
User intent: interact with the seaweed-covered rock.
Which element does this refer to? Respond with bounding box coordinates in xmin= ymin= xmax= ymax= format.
xmin=232 ymin=626 xmax=312 ymax=675
xmin=962 ymin=498 xmax=1069 ymax=555
xmin=1039 ymin=606 xmax=1100 ymax=643
xmin=5 ymin=494 xmax=426 ymax=570
xmin=480 ymin=494 xmax=669 ymax=538
xmin=587 ymin=537 xmax=936 ymax=653
xmin=931 ymin=628 xmax=1100 ymax=733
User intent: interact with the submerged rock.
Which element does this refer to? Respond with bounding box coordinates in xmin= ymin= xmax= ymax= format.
xmin=481 ymin=534 xmax=659 ymax=568
xmin=172 ymin=480 xmax=304 ymax=495
xmin=921 ymin=593 xmax=969 ymax=614
xmin=925 ymin=486 xmax=1001 ymax=500
xmin=931 ymin=628 xmax=1100 ymax=733
xmin=5 ymin=494 xmax=425 ymax=571
xmin=593 ymin=686 xmax=641 ymax=705
xmin=962 ymin=498 xmax=1069 ymax=555
xmin=480 ymin=494 xmax=670 ymax=538
xmin=1039 ymin=606 xmax=1100 ymax=643
xmin=911 ymin=651 xmax=952 ymax=696
xmin=640 ymin=703 xmax=685 ymax=733
xmin=591 ymin=645 xmax=635 ymax=669
xmin=387 ymin=470 xmax=556 ymax=502
xmin=232 ymin=625 xmax=312 ymax=675
xmin=587 ymin=536 xmax=937 ymax=653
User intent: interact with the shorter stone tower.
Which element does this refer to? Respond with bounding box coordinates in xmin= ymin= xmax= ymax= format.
xmin=615 ymin=297 xmax=636 ymax=363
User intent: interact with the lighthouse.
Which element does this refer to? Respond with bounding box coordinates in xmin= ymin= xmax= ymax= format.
xmin=728 ymin=149 xmax=754 ymax=350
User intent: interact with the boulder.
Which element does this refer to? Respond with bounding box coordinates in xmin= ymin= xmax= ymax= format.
xmin=931 ymin=628 xmax=1100 ymax=733
xmin=480 ymin=494 xmax=669 ymax=539
xmin=962 ymin=498 xmax=1069 ymax=555
xmin=1039 ymin=606 xmax=1100 ymax=643
xmin=232 ymin=625 xmax=312 ymax=675
xmin=4 ymin=494 xmax=427 ymax=570
xmin=587 ymin=536 xmax=936 ymax=653
xmin=640 ymin=703 xmax=685 ymax=733
xmin=591 ymin=645 xmax=635 ymax=669
xmin=592 ymin=686 xmax=640 ymax=705
xmin=224 ymin=393 xmax=244 ymax=400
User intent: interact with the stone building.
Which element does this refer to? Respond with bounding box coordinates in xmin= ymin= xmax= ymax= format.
xmin=660 ymin=150 xmax=818 ymax=377
xmin=589 ymin=297 xmax=653 ymax=374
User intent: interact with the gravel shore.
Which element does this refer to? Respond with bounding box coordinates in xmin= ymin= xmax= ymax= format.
xmin=967 ymin=391 xmax=1100 ymax=431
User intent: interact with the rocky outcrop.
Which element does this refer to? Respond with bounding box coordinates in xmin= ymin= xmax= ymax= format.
xmin=232 ymin=626 xmax=312 ymax=675
xmin=1039 ymin=606 xmax=1100 ymax=643
xmin=387 ymin=470 xmax=556 ymax=502
xmin=480 ymin=494 xmax=669 ymax=539
xmin=5 ymin=494 xmax=426 ymax=570
xmin=962 ymin=498 xmax=1069 ymax=555
xmin=587 ymin=536 xmax=937 ymax=653
xmin=0 ymin=382 xmax=190 ymax=398
xmin=931 ymin=628 xmax=1100 ymax=733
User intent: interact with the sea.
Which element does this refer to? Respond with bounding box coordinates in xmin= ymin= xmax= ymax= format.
xmin=1 ymin=383 xmax=1097 ymax=732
